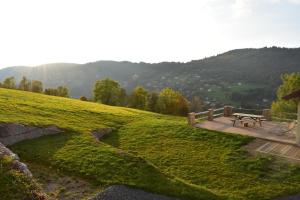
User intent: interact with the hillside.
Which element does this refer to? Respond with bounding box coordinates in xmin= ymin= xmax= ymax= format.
xmin=2 ymin=89 xmax=300 ymax=199
xmin=1 ymin=47 xmax=299 ymax=107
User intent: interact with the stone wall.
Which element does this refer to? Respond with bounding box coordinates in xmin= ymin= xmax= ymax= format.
xmin=0 ymin=123 xmax=62 ymax=146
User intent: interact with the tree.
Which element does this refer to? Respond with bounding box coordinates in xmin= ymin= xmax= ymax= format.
xmin=147 ymin=92 xmax=159 ymax=112
xmin=157 ymin=88 xmax=189 ymax=116
xmin=18 ymin=76 xmax=31 ymax=91
xmin=79 ymin=96 xmax=88 ymax=101
xmin=190 ymin=96 xmax=204 ymax=112
xmin=129 ymin=86 xmax=148 ymax=109
xmin=271 ymin=73 xmax=300 ymax=118
xmin=2 ymin=77 xmax=16 ymax=89
xmin=44 ymin=88 xmax=58 ymax=96
xmin=31 ymin=80 xmax=43 ymax=93
xmin=57 ymin=86 xmax=69 ymax=97
xmin=119 ymin=88 xmax=127 ymax=106
xmin=93 ymin=78 xmax=122 ymax=105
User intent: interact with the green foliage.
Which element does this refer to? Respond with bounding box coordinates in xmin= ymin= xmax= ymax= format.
xmin=146 ymin=91 xmax=159 ymax=112
xmin=31 ymin=80 xmax=43 ymax=93
xmin=271 ymin=73 xmax=300 ymax=117
xmin=93 ymin=78 xmax=123 ymax=106
xmin=2 ymin=76 xmax=16 ymax=89
xmin=44 ymin=86 xmax=69 ymax=97
xmin=119 ymin=88 xmax=127 ymax=106
xmin=157 ymin=88 xmax=189 ymax=116
xmin=44 ymin=88 xmax=58 ymax=96
xmin=18 ymin=76 xmax=31 ymax=91
xmin=57 ymin=86 xmax=69 ymax=97
xmin=129 ymin=86 xmax=148 ymax=110
xmin=79 ymin=96 xmax=88 ymax=101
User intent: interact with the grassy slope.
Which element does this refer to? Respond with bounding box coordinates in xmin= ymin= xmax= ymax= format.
xmin=1 ymin=88 xmax=300 ymax=200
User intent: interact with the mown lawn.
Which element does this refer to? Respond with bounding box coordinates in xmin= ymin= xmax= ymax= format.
xmin=1 ymin=88 xmax=300 ymax=200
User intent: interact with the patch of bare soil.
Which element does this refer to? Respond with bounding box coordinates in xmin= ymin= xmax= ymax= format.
xmin=28 ymin=163 xmax=103 ymax=200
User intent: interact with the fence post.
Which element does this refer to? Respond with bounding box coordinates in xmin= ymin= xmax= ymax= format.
xmin=224 ymin=106 xmax=233 ymax=117
xmin=208 ymin=109 xmax=214 ymax=121
xmin=187 ymin=112 xmax=196 ymax=125
xmin=262 ymin=109 xmax=271 ymax=121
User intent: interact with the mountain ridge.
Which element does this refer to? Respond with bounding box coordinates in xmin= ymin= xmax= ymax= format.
xmin=0 ymin=47 xmax=299 ymax=107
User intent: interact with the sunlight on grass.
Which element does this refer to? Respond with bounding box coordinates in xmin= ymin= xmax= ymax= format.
xmin=1 ymin=88 xmax=300 ymax=200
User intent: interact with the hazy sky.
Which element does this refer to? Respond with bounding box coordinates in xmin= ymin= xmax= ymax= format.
xmin=0 ymin=0 xmax=300 ymax=67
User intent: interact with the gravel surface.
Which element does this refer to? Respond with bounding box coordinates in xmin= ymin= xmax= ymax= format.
xmin=274 ymin=193 xmax=300 ymax=200
xmin=90 ymin=185 xmax=180 ymax=200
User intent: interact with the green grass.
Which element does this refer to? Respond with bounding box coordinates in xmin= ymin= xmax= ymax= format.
xmin=1 ymin=88 xmax=300 ymax=200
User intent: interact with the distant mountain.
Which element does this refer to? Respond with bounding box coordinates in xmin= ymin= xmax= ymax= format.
xmin=0 ymin=47 xmax=299 ymax=108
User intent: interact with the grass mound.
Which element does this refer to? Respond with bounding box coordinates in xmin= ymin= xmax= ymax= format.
xmin=1 ymin=88 xmax=300 ymax=200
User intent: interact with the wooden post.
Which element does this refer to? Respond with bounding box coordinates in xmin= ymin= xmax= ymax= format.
xmin=262 ymin=109 xmax=271 ymax=121
xmin=296 ymin=102 xmax=300 ymax=145
xmin=187 ymin=112 xmax=196 ymax=126
xmin=208 ymin=109 xmax=214 ymax=121
xmin=223 ymin=106 xmax=233 ymax=117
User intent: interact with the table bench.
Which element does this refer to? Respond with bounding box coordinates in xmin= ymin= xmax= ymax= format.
xmin=231 ymin=113 xmax=265 ymax=127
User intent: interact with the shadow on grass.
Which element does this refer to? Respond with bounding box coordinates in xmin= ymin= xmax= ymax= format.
xmin=101 ymin=130 xmax=121 ymax=148
xmin=9 ymin=131 xmax=225 ymax=200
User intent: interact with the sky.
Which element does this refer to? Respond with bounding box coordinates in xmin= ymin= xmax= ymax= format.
xmin=0 ymin=0 xmax=300 ymax=68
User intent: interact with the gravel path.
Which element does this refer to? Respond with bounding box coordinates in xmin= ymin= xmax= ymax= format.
xmin=90 ymin=185 xmax=180 ymax=200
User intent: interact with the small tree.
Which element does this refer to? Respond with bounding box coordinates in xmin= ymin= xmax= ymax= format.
xmin=57 ymin=86 xmax=69 ymax=97
xmin=147 ymin=92 xmax=159 ymax=112
xmin=119 ymin=88 xmax=127 ymax=106
xmin=79 ymin=96 xmax=88 ymax=101
xmin=157 ymin=88 xmax=189 ymax=116
xmin=44 ymin=88 xmax=58 ymax=96
xmin=93 ymin=78 xmax=122 ymax=105
xmin=129 ymin=86 xmax=148 ymax=110
xmin=31 ymin=80 xmax=43 ymax=93
xmin=271 ymin=73 xmax=300 ymax=118
xmin=2 ymin=77 xmax=16 ymax=89
xmin=18 ymin=76 xmax=31 ymax=91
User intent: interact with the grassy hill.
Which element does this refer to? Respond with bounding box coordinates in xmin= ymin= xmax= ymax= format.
xmin=0 ymin=47 xmax=299 ymax=107
xmin=1 ymin=88 xmax=300 ymax=199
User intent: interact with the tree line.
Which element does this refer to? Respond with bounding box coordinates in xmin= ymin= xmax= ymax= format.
xmin=0 ymin=76 xmax=206 ymax=116
xmin=92 ymin=78 xmax=193 ymax=116
xmin=0 ymin=76 xmax=69 ymax=97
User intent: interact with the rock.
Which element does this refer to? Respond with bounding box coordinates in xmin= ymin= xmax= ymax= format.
xmin=0 ymin=141 xmax=32 ymax=177
xmin=0 ymin=123 xmax=62 ymax=146
xmin=0 ymin=142 xmax=19 ymax=160
xmin=11 ymin=160 xmax=33 ymax=177
xmin=90 ymin=185 xmax=180 ymax=200
xmin=92 ymin=128 xmax=113 ymax=140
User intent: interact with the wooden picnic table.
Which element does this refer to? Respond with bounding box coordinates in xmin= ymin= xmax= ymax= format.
xmin=232 ymin=113 xmax=265 ymax=127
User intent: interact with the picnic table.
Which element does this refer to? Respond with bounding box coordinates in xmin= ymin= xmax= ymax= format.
xmin=232 ymin=113 xmax=265 ymax=127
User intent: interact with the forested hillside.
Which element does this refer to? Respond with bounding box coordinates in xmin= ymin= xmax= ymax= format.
xmin=1 ymin=47 xmax=299 ymax=108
